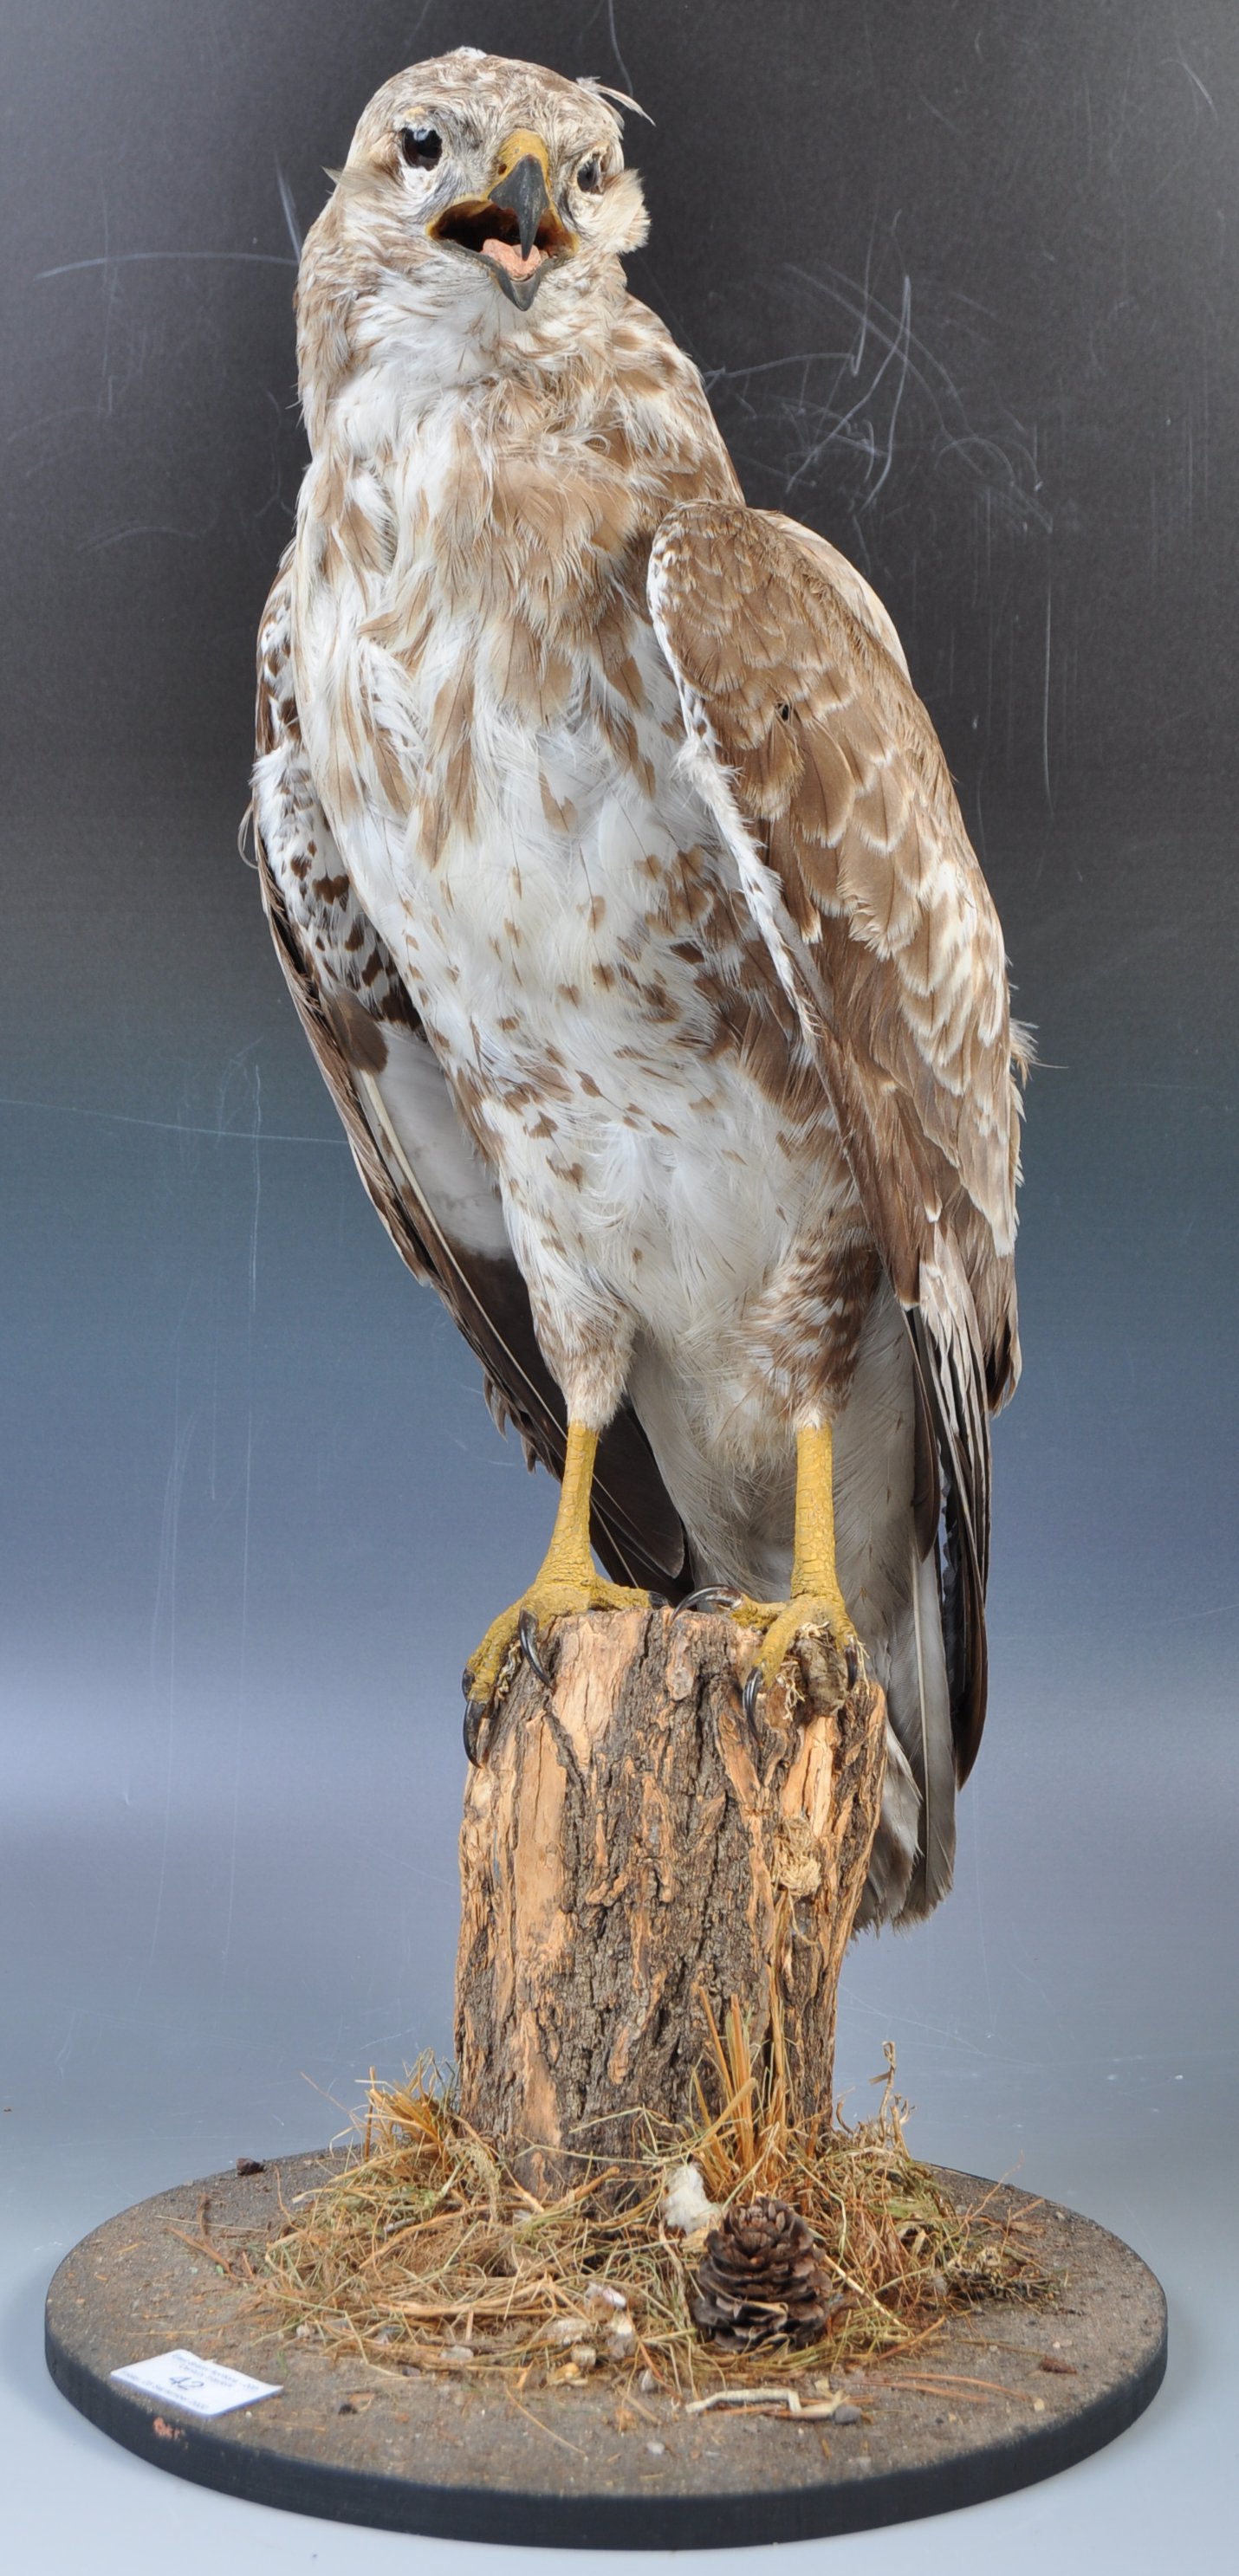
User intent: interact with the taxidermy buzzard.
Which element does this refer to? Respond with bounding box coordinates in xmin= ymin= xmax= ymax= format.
xmin=251 ymin=49 xmax=1027 ymax=1928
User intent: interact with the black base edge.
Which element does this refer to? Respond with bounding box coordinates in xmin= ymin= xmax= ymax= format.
xmin=45 ymin=2306 xmax=1168 ymax=2551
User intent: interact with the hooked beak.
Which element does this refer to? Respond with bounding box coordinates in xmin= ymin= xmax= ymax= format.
xmin=429 ymin=127 xmax=576 ymax=310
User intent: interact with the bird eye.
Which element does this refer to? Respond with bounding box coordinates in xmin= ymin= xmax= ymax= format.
xmin=576 ymin=155 xmax=604 ymax=194
xmin=400 ymin=126 xmax=442 ymax=170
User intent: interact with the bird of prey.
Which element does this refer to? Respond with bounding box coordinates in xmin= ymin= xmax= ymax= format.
xmin=251 ymin=49 xmax=1027 ymax=1928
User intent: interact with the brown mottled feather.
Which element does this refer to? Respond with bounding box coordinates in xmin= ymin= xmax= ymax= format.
xmin=649 ymin=501 xmax=1028 ymax=1781
xmin=250 ymin=49 xmax=1025 ymax=1921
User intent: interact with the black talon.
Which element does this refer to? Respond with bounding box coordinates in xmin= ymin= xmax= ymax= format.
xmin=676 ymin=1584 xmax=742 ymax=1618
xmin=845 ymin=1641 xmax=860 ymax=1689
xmin=463 ymin=1697 xmax=490 ymax=1767
xmin=517 ymin=1608 xmax=552 ymax=1686
xmin=742 ymin=1667 xmax=762 ymax=1732
xmin=649 ymin=1593 xmax=669 ymax=1611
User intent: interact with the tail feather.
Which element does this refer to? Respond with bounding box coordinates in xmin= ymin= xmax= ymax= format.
xmin=854 ymin=1729 xmax=919 ymax=1931
xmin=887 ymin=1535 xmax=956 ymax=1920
xmin=910 ymin=1232 xmax=992 ymax=1785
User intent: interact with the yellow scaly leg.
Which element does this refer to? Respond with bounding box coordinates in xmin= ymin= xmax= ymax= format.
xmin=462 ymin=1422 xmax=649 ymax=1761
xmin=681 ymin=1422 xmax=861 ymax=1724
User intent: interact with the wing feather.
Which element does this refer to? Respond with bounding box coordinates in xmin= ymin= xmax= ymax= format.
xmin=649 ymin=501 xmax=1024 ymax=1779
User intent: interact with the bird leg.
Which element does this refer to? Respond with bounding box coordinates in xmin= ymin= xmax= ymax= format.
xmin=717 ymin=1423 xmax=862 ymax=1725
xmin=462 ymin=1421 xmax=649 ymax=1759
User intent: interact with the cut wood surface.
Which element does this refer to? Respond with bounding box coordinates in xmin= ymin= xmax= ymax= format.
xmin=455 ymin=1606 xmax=887 ymax=2185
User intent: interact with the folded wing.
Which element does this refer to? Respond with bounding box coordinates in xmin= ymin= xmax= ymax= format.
xmin=648 ymin=502 xmax=1026 ymax=1795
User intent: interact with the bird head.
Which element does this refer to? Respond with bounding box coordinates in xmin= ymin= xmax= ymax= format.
xmin=297 ymin=49 xmax=649 ymax=429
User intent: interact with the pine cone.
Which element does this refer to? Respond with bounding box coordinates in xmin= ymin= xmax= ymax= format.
xmin=691 ymin=2196 xmax=835 ymax=2350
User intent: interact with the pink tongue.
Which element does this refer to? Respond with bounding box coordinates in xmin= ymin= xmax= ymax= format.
xmin=483 ymin=237 xmax=546 ymax=280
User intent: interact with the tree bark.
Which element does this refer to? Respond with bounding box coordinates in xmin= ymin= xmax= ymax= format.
xmin=455 ymin=1605 xmax=887 ymax=2190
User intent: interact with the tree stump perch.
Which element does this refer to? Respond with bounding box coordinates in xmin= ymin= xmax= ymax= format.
xmin=455 ymin=1606 xmax=887 ymax=2187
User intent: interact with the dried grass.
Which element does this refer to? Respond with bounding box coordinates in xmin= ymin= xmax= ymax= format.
xmin=243 ymin=2011 xmax=1048 ymax=2396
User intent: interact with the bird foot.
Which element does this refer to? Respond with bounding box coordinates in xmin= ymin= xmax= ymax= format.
xmin=723 ymin=1591 xmax=861 ymax=1731
xmin=462 ymin=1575 xmax=650 ymax=1764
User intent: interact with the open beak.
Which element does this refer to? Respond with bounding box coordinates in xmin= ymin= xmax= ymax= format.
xmin=429 ymin=128 xmax=575 ymax=310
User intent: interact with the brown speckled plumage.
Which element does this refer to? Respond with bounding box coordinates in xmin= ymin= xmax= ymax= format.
xmin=250 ymin=49 xmax=1026 ymax=1924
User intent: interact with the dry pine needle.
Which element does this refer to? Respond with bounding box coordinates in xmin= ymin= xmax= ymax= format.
xmin=244 ymin=2029 xmax=1048 ymax=2395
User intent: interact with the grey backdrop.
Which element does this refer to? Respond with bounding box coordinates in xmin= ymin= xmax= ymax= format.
xmin=3 ymin=4 xmax=1236 ymax=2572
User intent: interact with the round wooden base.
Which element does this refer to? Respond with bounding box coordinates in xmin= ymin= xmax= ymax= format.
xmin=46 ymin=2151 xmax=1165 ymax=2550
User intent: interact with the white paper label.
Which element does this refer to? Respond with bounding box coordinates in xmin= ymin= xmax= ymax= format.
xmin=110 ymin=2348 xmax=282 ymax=2417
